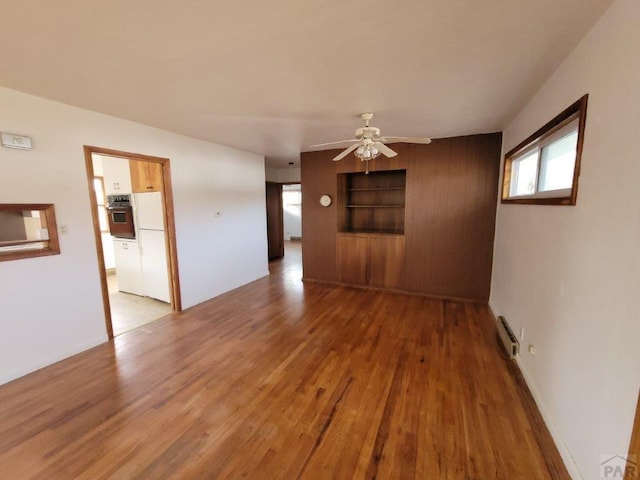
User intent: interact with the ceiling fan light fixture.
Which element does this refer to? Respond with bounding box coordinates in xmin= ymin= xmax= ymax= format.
xmin=354 ymin=144 xmax=380 ymax=161
xmin=323 ymin=112 xmax=430 ymax=164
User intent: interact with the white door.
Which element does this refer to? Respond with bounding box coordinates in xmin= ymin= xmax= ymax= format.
xmin=139 ymin=229 xmax=170 ymax=303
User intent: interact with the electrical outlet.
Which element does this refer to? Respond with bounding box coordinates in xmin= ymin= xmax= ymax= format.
xmin=59 ymin=225 xmax=69 ymax=235
xmin=528 ymin=344 xmax=536 ymax=354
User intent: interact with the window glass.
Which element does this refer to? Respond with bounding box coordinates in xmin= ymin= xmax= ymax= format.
xmin=93 ymin=177 xmax=109 ymax=232
xmin=539 ymin=129 xmax=578 ymax=192
xmin=93 ymin=178 xmax=105 ymax=201
xmin=98 ymin=207 xmax=109 ymax=231
xmin=282 ymin=186 xmax=301 ymax=218
xmin=283 ymin=190 xmax=301 ymax=206
xmin=510 ymin=149 xmax=538 ymax=197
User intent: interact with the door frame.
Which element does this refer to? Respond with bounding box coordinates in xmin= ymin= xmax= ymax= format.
xmin=626 ymin=390 xmax=640 ymax=480
xmin=83 ymin=145 xmax=182 ymax=340
xmin=265 ymin=181 xmax=284 ymax=260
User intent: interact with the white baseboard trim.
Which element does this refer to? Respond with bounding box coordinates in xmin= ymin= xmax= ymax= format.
xmin=515 ymin=353 xmax=584 ymax=479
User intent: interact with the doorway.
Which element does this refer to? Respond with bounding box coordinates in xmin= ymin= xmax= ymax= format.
xmin=282 ymin=184 xmax=301 ymax=242
xmin=84 ymin=146 xmax=181 ymax=339
xmin=265 ymin=182 xmax=302 ymax=261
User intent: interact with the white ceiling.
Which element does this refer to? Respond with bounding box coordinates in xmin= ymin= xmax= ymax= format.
xmin=0 ymin=0 xmax=613 ymax=168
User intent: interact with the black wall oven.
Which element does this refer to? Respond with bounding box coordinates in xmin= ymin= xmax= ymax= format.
xmin=107 ymin=195 xmax=135 ymax=239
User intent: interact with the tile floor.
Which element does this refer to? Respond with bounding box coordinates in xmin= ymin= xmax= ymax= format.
xmin=107 ymin=272 xmax=172 ymax=336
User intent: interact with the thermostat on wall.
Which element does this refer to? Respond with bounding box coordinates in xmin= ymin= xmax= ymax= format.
xmin=1 ymin=132 xmax=32 ymax=150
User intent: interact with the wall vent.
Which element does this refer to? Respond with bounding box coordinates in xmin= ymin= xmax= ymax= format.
xmin=496 ymin=315 xmax=519 ymax=359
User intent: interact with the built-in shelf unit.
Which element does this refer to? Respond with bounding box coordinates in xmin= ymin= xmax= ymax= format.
xmin=338 ymin=170 xmax=406 ymax=234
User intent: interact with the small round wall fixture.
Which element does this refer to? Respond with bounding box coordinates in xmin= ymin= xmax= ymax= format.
xmin=319 ymin=194 xmax=332 ymax=207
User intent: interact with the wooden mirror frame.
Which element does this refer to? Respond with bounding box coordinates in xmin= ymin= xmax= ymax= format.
xmin=0 ymin=204 xmax=60 ymax=262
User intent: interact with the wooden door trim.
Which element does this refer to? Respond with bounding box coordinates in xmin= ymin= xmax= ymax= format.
xmin=266 ymin=181 xmax=284 ymax=260
xmin=158 ymin=157 xmax=182 ymax=311
xmin=83 ymin=146 xmax=182 ymax=340
xmin=626 ymin=390 xmax=640 ymax=480
xmin=84 ymin=150 xmax=114 ymax=339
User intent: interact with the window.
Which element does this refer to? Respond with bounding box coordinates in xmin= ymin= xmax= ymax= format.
xmin=0 ymin=204 xmax=60 ymax=261
xmin=502 ymin=94 xmax=588 ymax=205
xmin=93 ymin=177 xmax=109 ymax=232
xmin=282 ymin=184 xmax=301 ymax=218
xmin=282 ymin=184 xmax=301 ymax=206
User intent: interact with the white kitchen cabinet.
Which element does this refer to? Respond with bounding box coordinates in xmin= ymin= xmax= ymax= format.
xmin=102 ymin=157 xmax=132 ymax=195
xmin=139 ymin=229 xmax=171 ymax=303
xmin=113 ymin=239 xmax=144 ymax=296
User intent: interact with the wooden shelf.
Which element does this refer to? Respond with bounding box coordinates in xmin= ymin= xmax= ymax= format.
xmin=348 ymin=187 xmax=405 ymax=192
xmin=0 ymin=239 xmax=48 ymax=247
xmin=339 ymin=230 xmax=404 ymax=236
xmin=338 ymin=170 xmax=407 ymax=235
xmin=346 ymin=205 xmax=405 ymax=208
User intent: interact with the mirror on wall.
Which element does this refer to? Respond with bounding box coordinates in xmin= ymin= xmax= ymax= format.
xmin=0 ymin=204 xmax=60 ymax=261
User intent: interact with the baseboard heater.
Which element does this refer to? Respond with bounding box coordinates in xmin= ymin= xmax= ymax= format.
xmin=497 ymin=315 xmax=519 ymax=359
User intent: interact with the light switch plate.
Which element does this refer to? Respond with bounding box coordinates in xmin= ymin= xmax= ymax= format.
xmin=1 ymin=132 xmax=32 ymax=150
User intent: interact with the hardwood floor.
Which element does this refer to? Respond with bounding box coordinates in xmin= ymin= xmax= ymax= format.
xmin=0 ymin=242 xmax=567 ymax=479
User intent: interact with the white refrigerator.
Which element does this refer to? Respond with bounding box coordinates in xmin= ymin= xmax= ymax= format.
xmin=134 ymin=192 xmax=171 ymax=303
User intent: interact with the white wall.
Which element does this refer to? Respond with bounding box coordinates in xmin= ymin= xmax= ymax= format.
xmin=265 ymin=166 xmax=301 ymax=183
xmin=283 ymin=208 xmax=302 ymax=240
xmin=490 ymin=1 xmax=640 ymax=478
xmin=0 ymin=86 xmax=269 ymax=385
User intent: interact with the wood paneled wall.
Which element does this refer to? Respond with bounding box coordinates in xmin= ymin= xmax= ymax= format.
xmin=402 ymin=134 xmax=502 ymax=300
xmin=301 ymin=133 xmax=502 ymax=301
xmin=301 ymin=150 xmax=338 ymax=282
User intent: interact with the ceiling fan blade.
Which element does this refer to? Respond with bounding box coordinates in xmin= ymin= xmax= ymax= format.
xmin=374 ymin=142 xmax=398 ymax=158
xmin=309 ymin=139 xmax=357 ymax=148
xmin=333 ymin=143 xmax=359 ymax=161
xmin=379 ymin=136 xmax=432 ymax=144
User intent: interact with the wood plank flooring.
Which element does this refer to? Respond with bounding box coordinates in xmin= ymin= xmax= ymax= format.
xmin=0 ymin=242 xmax=567 ymax=479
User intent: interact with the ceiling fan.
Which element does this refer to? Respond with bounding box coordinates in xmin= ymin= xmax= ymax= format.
xmin=309 ymin=113 xmax=431 ymax=172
